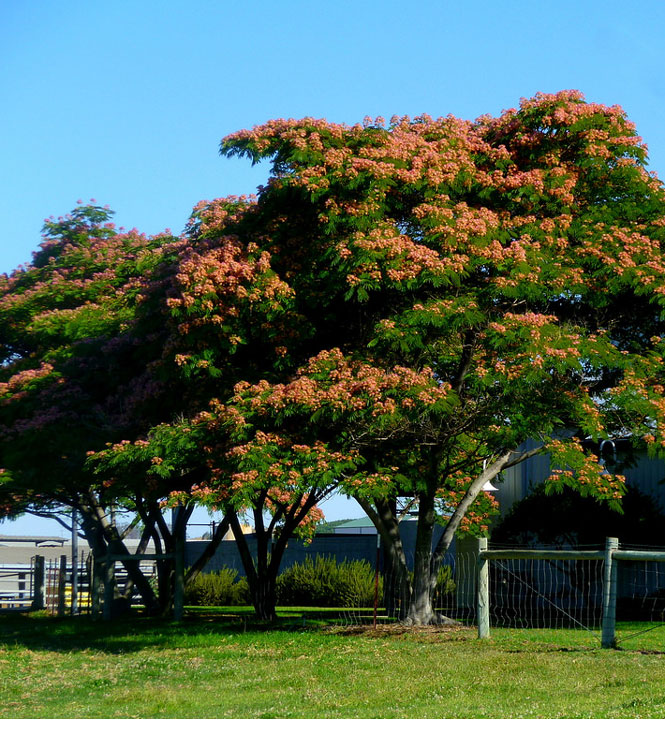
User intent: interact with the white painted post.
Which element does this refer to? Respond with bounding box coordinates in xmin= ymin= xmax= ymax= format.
xmin=601 ymin=537 xmax=619 ymax=648
xmin=477 ymin=538 xmax=490 ymax=639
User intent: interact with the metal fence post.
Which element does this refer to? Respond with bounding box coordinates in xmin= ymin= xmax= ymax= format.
xmin=477 ymin=538 xmax=490 ymax=639
xmin=601 ymin=537 xmax=619 ymax=648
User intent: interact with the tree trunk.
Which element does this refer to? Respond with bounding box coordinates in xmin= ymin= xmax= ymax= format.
xmin=405 ymin=491 xmax=437 ymax=625
xmin=229 ymin=492 xmax=319 ymax=622
xmin=382 ymin=547 xmax=411 ymax=620
xmin=84 ymin=502 xmax=162 ymax=615
xmin=252 ymin=575 xmax=278 ymax=621
xmin=229 ymin=512 xmax=276 ymax=621
xmin=353 ymin=494 xmax=413 ymax=620
xmin=234 ymin=510 xmax=290 ymax=623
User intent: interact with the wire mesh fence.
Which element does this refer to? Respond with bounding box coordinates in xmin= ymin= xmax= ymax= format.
xmin=477 ymin=540 xmax=665 ymax=648
xmin=333 ymin=540 xmax=665 ymax=647
xmin=487 ymin=556 xmax=605 ymax=630
xmin=6 ymin=537 xmax=665 ymax=650
xmin=335 ymin=550 xmax=478 ymax=627
xmin=617 ymin=557 xmax=665 ymax=623
xmin=612 ymin=548 xmax=665 ymax=648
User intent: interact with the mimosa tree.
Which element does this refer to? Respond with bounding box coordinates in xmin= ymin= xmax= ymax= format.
xmin=212 ymin=91 xmax=665 ymax=623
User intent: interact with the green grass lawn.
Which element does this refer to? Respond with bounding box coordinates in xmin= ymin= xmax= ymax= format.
xmin=1 ymin=609 xmax=664 ymax=718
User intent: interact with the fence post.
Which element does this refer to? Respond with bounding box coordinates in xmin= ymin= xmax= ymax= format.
xmin=18 ymin=570 xmax=26 ymax=602
xmin=477 ymin=538 xmax=490 ymax=639
xmin=57 ymin=555 xmax=67 ymax=616
xmin=31 ymin=555 xmax=45 ymax=611
xmin=601 ymin=537 xmax=619 ymax=648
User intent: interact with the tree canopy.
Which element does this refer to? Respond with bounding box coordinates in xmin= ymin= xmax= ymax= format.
xmin=214 ymin=91 xmax=665 ymax=622
xmin=4 ymin=91 xmax=665 ymax=623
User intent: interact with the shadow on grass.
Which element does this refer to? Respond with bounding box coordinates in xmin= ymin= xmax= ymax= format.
xmin=0 ymin=608 xmax=337 ymax=654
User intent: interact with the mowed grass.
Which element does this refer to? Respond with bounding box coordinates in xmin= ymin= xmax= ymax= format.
xmin=1 ymin=610 xmax=664 ymax=719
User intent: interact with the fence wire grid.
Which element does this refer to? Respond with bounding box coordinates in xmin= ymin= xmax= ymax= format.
xmin=335 ymin=544 xmax=665 ymax=644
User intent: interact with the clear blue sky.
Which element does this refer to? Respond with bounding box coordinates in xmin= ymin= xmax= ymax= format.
xmin=2 ymin=0 xmax=665 ymax=535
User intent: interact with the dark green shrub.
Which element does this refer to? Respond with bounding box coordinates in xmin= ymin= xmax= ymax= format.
xmin=184 ymin=567 xmax=250 ymax=606
xmin=276 ymin=556 xmax=381 ymax=607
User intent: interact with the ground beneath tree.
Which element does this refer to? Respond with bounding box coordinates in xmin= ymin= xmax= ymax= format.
xmin=327 ymin=622 xmax=474 ymax=640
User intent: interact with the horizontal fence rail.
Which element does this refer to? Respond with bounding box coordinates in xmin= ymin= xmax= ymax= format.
xmin=480 ymin=550 xmax=604 ymax=561
xmin=0 ymin=554 xmax=160 ymax=616
xmin=0 ymin=564 xmax=33 ymax=609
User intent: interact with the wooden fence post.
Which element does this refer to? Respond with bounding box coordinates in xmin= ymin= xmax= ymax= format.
xmin=31 ymin=555 xmax=45 ymax=611
xmin=601 ymin=537 xmax=619 ymax=649
xmin=477 ymin=538 xmax=490 ymax=639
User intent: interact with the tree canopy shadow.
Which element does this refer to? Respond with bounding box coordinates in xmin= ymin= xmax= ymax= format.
xmin=0 ymin=610 xmax=317 ymax=654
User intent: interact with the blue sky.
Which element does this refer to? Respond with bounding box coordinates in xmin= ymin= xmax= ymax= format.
xmin=2 ymin=0 xmax=665 ymax=535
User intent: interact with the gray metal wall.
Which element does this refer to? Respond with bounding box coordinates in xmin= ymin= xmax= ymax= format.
xmin=185 ymin=522 xmax=452 ymax=576
xmin=186 ymin=533 xmax=379 ymax=577
xmin=495 ymin=441 xmax=665 ymax=517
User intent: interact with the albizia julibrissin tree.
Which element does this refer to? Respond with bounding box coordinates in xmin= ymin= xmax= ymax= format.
xmin=14 ymin=91 xmax=665 ymax=626
xmin=199 ymin=91 xmax=665 ymax=624
xmin=0 ymin=204 xmax=192 ymax=613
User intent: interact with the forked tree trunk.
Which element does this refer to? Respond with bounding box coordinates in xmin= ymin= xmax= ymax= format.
xmin=360 ymin=450 xmax=538 ymax=626
xmin=230 ymin=511 xmax=279 ymax=622
xmin=229 ymin=493 xmax=321 ymax=622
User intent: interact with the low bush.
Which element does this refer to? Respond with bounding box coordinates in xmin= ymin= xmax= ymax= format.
xmin=276 ymin=556 xmax=380 ymax=607
xmin=184 ymin=568 xmax=250 ymax=606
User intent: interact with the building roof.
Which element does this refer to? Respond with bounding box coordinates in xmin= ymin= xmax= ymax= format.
xmin=332 ymin=518 xmax=377 ymax=534
xmin=0 ymin=535 xmax=68 ymax=546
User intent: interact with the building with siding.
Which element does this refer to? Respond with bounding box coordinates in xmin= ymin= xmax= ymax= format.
xmin=495 ymin=439 xmax=665 ymax=517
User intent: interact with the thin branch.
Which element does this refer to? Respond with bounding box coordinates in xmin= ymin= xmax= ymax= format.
xmin=502 ymin=446 xmax=546 ymax=470
xmin=451 ymin=329 xmax=478 ymax=395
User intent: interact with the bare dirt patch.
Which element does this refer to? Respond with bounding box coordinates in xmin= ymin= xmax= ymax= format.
xmin=325 ymin=622 xmax=474 ymax=640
